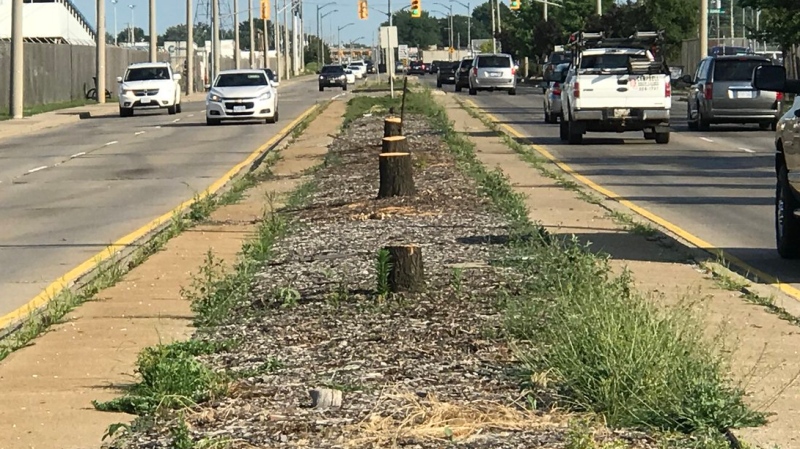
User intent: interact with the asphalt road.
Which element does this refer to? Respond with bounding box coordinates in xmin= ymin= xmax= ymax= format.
xmin=0 ymin=78 xmax=338 ymax=319
xmin=422 ymin=76 xmax=800 ymax=289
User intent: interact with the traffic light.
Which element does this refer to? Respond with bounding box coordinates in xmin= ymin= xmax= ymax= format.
xmin=358 ymin=0 xmax=369 ymax=19
xmin=260 ymin=0 xmax=270 ymax=20
xmin=509 ymin=0 xmax=520 ymax=9
xmin=410 ymin=0 xmax=421 ymax=17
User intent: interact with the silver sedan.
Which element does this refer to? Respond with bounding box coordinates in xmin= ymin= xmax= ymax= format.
xmin=543 ymin=63 xmax=570 ymax=124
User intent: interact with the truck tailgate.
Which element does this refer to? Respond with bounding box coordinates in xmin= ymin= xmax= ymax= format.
xmin=575 ymin=74 xmax=670 ymax=109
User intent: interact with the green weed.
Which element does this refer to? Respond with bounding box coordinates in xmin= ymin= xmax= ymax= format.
xmin=375 ymin=248 xmax=392 ymax=297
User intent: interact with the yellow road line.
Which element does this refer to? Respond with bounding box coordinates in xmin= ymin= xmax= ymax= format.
xmin=0 ymin=104 xmax=320 ymax=330
xmin=462 ymin=99 xmax=800 ymax=302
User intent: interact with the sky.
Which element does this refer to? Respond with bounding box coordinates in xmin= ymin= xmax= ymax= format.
xmin=71 ymin=0 xmax=463 ymax=46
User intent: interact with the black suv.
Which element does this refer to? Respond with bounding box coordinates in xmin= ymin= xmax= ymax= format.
xmin=318 ymin=64 xmax=347 ymax=91
xmin=408 ymin=60 xmax=427 ymax=75
xmin=436 ymin=62 xmax=459 ymax=88
xmin=454 ymin=58 xmax=473 ymax=92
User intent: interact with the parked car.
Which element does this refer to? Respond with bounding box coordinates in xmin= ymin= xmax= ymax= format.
xmin=317 ymin=64 xmax=348 ymax=91
xmin=454 ymin=58 xmax=473 ymax=92
xmin=750 ymin=65 xmax=800 ymax=257
xmin=395 ymin=62 xmax=406 ymax=74
xmin=117 ymin=62 xmax=182 ymax=117
xmin=468 ymin=53 xmax=517 ymax=95
xmin=436 ymin=62 xmax=459 ymax=88
xmin=543 ymin=62 xmax=570 ymax=123
xmin=408 ymin=60 xmax=427 ymax=75
xmin=682 ymin=54 xmax=782 ymax=131
xmin=205 ymin=69 xmax=278 ymax=125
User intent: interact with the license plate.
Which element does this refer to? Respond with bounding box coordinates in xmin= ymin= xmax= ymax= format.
xmin=233 ymin=105 xmax=246 ymax=112
xmin=613 ymin=108 xmax=630 ymax=118
xmin=489 ymin=72 xmax=501 ymax=77
xmin=140 ymin=97 xmax=151 ymax=104
xmin=736 ymin=90 xmax=754 ymax=99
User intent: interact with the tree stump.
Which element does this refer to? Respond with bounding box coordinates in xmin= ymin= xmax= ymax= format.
xmin=378 ymin=152 xmax=415 ymax=198
xmin=309 ymin=388 xmax=343 ymax=409
xmin=385 ymin=245 xmax=425 ymax=293
xmin=381 ymin=135 xmax=408 ymax=154
xmin=384 ymin=117 xmax=403 ymax=137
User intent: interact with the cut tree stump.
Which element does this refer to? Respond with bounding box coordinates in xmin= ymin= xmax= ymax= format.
xmin=385 ymin=245 xmax=425 ymax=293
xmin=381 ymin=135 xmax=408 ymax=154
xmin=378 ymin=152 xmax=415 ymax=198
xmin=384 ymin=117 xmax=403 ymax=137
xmin=309 ymin=388 xmax=343 ymax=409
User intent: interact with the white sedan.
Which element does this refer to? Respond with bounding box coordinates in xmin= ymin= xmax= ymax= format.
xmin=344 ymin=69 xmax=356 ymax=84
xmin=206 ymin=69 xmax=278 ymax=126
xmin=348 ymin=64 xmax=366 ymax=79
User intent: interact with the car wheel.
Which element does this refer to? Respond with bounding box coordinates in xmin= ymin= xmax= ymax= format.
xmin=655 ymin=131 xmax=670 ymax=144
xmin=343 ymin=84 xmax=348 ymax=91
xmin=119 ymin=107 xmax=131 ymax=117
xmin=567 ymin=118 xmax=583 ymax=144
xmin=319 ymin=86 xmax=324 ymax=92
xmin=468 ymin=87 xmax=477 ymax=95
xmin=698 ymin=108 xmax=710 ymax=131
xmin=544 ymin=110 xmax=551 ymax=123
xmin=644 ymin=132 xmax=655 ymax=140
xmin=777 ymin=164 xmax=800 ymax=258
xmin=455 ymin=84 xmax=462 ymax=92
xmin=508 ymin=88 xmax=516 ymax=96
xmin=168 ymin=105 xmax=177 ymax=115
xmin=772 ymin=120 xmax=778 ymax=131
xmin=437 ymin=80 xmax=442 ymax=88
xmin=559 ymin=119 xmax=569 ymax=141
xmin=206 ymin=117 xmax=220 ymax=126
xmin=176 ymin=103 xmax=182 ymax=114
xmin=687 ymin=103 xmax=698 ymax=131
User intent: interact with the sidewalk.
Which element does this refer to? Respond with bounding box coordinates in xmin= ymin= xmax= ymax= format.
xmin=436 ymin=91 xmax=800 ymax=448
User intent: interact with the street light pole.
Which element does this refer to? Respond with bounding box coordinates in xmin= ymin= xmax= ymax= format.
xmin=10 ymin=0 xmax=23 ymax=119
xmin=234 ymin=0 xmax=241 ymax=68
xmin=490 ymin=0 xmax=496 ymax=52
xmin=212 ymin=0 xmax=220 ymax=80
xmin=338 ymin=23 xmax=353 ymax=64
xmin=317 ymin=2 xmax=335 ymax=66
xmin=97 ymin=0 xmax=106 ymax=104
xmin=112 ymin=0 xmax=119 ymax=45
xmin=187 ymin=0 xmax=194 ymax=94
xmin=700 ymin=0 xmax=708 ymax=57
xmin=129 ymin=4 xmax=135 ymax=44
xmin=249 ymin=0 xmax=256 ymax=67
xmin=453 ymin=0 xmax=470 ymax=54
xmin=149 ymin=0 xmax=157 ymax=62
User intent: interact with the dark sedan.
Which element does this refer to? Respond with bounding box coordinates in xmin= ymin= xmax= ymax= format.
xmin=317 ymin=64 xmax=347 ymax=91
xmin=436 ymin=62 xmax=459 ymax=87
xmin=454 ymin=58 xmax=473 ymax=92
xmin=408 ymin=60 xmax=427 ymax=75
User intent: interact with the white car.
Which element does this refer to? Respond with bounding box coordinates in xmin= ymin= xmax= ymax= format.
xmin=344 ymin=69 xmax=356 ymax=84
xmin=117 ymin=62 xmax=182 ymax=117
xmin=348 ymin=62 xmax=367 ymax=78
xmin=205 ymin=69 xmax=278 ymax=126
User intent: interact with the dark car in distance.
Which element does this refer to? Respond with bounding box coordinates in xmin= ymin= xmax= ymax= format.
xmin=454 ymin=58 xmax=473 ymax=92
xmin=436 ymin=62 xmax=459 ymax=87
xmin=408 ymin=60 xmax=427 ymax=75
xmin=366 ymin=60 xmax=375 ymax=74
xmin=429 ymin=60 xmax=444 ymax=74
xmin=318 ymin=64 xmax=347 ymax=91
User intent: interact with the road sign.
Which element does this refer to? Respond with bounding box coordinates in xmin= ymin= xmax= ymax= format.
xmin=379 ymin=26 xmax=398 ymax=49
xmin=398 ymin=44 xmax=409 ymax=59
xmin=709 ymin=8 xmax=724 ymax=13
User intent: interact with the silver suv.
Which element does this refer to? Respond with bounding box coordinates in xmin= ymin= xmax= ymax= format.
xmin=682 ymin=55 xmax=782 ymax=131
xmin=468 ymin=53 xmax=517 ymax=96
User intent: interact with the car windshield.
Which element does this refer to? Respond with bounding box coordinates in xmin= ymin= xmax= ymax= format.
xmin=321 ymin=66 xmax=344 ymax=74
xmin=261 ymin=69 xmax=275 ymax=81
xmin=713 ymin=59 xmax=768 ymax=81
xmin=348 ymin=65 xmax=360 ymax=70
xmin=477 ymin=56 xmax=511 ymax=68
xmin=459 ymin=59 xmax=473 ymax=69
xmin=548 ymin=52 xmax=572 ymax=64
xmin=214 ymin=73 xmax=268 ymax=87
xmin=125 ymin=67 xmax=170 ymax=81
xmin=579 ymin=53 xmax=649 ymax=71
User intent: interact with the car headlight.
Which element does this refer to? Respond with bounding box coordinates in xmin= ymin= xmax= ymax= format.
xmin=259 ymin=91 xmax=272 ymax=100
xmin=208 ymin=93 xmax=222 ymax=102
xmin=339 ymin=75 xmax=346 ymax=80
xmin=122 ymin=89 xmax=134 ymax=96
xmin=319 ymin=76 xmax=325 ymax=79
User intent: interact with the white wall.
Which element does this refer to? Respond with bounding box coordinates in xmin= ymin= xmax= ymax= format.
xmin=0 ymin=1 xmax=95 ymax=45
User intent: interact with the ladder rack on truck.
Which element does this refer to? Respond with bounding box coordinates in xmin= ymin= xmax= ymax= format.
xmin=565 ymin=30 xmax=671 ymax=76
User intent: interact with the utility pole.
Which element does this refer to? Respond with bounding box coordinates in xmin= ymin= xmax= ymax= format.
xmin=283 ymin=0 xmax=290 ymax=80
xmin=187 ymin=0 xmax=194 ymax=94
xmin=730 ymin=0 xmax=734 ymax=43
xmin=597 ymin=0 xmax=601 ymax=15
xmin=249 ymin=0 xmax=256 ymax=67
xmin=700 ymin=0 xmax=708 ymax=57
xmin=212 ymin=0 xmax=220 ymax=80
xmin=264 ymin=20 xmax=271 ymax=68
xmin=10 ymin=0 xmax=23 ymax=119
xmin=490 ymin=0 xmax=496 ymax=52
xmin=274 ymin=0 xmax=281 ymax=78
xmin=234 ymin=0 xmax=241 ymax=68
xmin=496 ymin=0 xmax=501 ymax=36
xmin=129 ymin=4 xmax=135 ymax=45
xmin=149 ymin=0 xmax=157 ymax=61
xmin=299 ymin=0 xmax=305 ymax=71
xmin=97 ymin=0 xmax=106 ymax=104
xmin=112 ymin=0 xmax=119 ymax=45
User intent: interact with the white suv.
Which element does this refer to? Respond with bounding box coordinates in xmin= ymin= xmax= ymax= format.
xmin=117 ymin=62 xmax=182 ymax=117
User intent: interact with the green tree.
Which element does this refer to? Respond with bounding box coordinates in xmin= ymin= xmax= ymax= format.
xmin=237 ymin=19 xmax=276 ymax=51
xmin=156 ymin=23 xmax=214 ymax=48
xmin=739 ymin=0 xmax=800 ymax=52
xmin=117 ymin=27 xmax=146 ymax=44
xmin=305 ymin=34 xmax=332 ymax=65
xmin=382 ymin=11 xmax=442 ymax=47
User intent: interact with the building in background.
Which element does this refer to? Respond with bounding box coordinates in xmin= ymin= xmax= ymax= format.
xmin=0 ymin=0 xmax=96 ymax=45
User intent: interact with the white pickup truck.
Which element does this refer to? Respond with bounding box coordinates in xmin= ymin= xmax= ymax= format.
xmin=554 ymin=31 xmax=672 ymax=145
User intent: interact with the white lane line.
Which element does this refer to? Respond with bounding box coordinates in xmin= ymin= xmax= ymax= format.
xmin=27 ymin=166 xmax=48 ymax=174
xmin=69 ymin=152 xmax=86 ymax=159
xmin=700 ymin=137 xmax=714 ymax=143
xmin=104 ymin=140 xmax=118 ymax=146
xmin=739 ymin=147 xmax=756 ymax=153
xmin=331 ymin=93 xmax=346 ymax=100
xmin=134 ymin=131 xmax=145 ymax=136
xmin=154 ymin=125 xmax=162 ymax=129
xmin=188 ymin=114 xmax=195 ymax=118
xmin=172 ymin=118 xmax=180 ymax=123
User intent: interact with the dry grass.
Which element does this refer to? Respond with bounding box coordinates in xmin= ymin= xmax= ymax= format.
xmin=344 ymin=387 xmax=566 ymax=447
